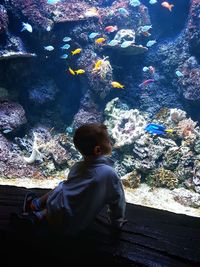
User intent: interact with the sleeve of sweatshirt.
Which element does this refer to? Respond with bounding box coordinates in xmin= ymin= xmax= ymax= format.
xmin=107 ymin=171 xmax=126 ymax=228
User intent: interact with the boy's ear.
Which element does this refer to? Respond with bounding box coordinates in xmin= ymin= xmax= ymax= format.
xmin=94 ymin=146 xmax=101 ymax=155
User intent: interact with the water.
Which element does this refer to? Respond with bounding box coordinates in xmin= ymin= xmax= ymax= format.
xmin=0 ymin=0 xmax=199 ymax=217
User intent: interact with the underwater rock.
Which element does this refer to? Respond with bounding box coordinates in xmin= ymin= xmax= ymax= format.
xmin=28 ymin=79 xmax=59 ymax=105
xmin=0 ymin=100 xmax=27 ymax=133
xmin=114 ymin=29 xmax=136 ymax=43
xmin=0 ymin=5 xmax=8 ymax=34
xmin=0 ymin=34 xmax=37 ymax=60
xmin=105 ymin=29 xmax=148 ymax=55
xmin=121 ymin=170 xmax=141 ymax=189
xmin=173 ymin=187 xmax=200 ymax=208
xmin=72 ymin=108 xmax=103 ymax=129
xmin=0 ymin=132 xmax=45 ymax=179
xmin=185 ymin=0 xmax=200 ymax=55
xmin=49 ymin=1 xmax=92 ymax=23
xmin=0 ymin=51 xmax=37 ymax=60
xmin=163 ymin=147 xmax=182 ymax=170
xmin=5 ymin=0 xmax=53 ymax=31
xmin=106 ymin=43 xmax=148 ymax=55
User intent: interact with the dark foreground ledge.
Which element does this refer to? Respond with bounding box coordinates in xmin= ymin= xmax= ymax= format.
xmin=0 ymin=185 xmax=200 ymax=266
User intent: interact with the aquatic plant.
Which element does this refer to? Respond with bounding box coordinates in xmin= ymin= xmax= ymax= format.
xmin=146 ymin=167 xmax=178 ymax=190
xmin=92 ymin=56 xmax=112 ymax=80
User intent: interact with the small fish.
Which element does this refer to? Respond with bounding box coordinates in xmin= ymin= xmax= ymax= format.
xmin=117 ymin=8 xmax=129 ymax=16
xmin=141 ymin=31 xmax=151 ymax=37
xmin=143 ymin=66 xmax=149 ymax=72
xmin=21 ymin=22 xmax=33 ymax=33
xmin=129 ymin=0 xmax=141 ymax=7
xmin=60 ymin=44 xmax=70 ymax=49
xmin=95 ymin=37 xmax=106 ymax=44
xmin=93 ymin=59 xmax=103 ymax=71
xmin=111 ymin=81 xmax=124 ymax=89
xmin=146 ymin=40 xmax=157 ymax=47
xmin=104 ymin=25 xmax=118 ymax=33
xmin=68 ymin=67 xmax=76 ymax=75
xmin=63 ymin=37 xmax=72 ymax=42
xmin=140 ymin=25 xmax=152 ymax=32
xmin=161 ymin=1 xmax=174 ymax=11
xmin=149 ymin=0 xmax=157 ymax=4
xmin=84 ymin=7 xmax=99 ymax=18
xmin=143 ymin=66 xmax=155 ymax=73
xmin=139 ymin=79 xmax=155 ymax=87
xmin=60 ymin=54 xmax=68 ymax=59
xmin=71 ymin=48 xmax=82 ymax=55
xmin=121 ymin=40 xmax=134 ymax=48
xmin=88 ymin=32 xmax=99 ymax=39
xmin=47 ymin=0 xmax=60 ymax=4
xmin=75 ymin=69 xmax=85 ymax=75
xmin=175 ymin=70 xmax=184 ymax=77
xmin=3 ymin=128 xmax=12 ymax=134
xmin=44 ymin=45 xmax=54 ymax=51
xmin=107 ymin=40 xmax=120 ymax=46
xmin=149 ymin=66 xmax=155 ymax=74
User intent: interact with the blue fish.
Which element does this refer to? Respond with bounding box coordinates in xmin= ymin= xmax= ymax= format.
xmin=117 ymin=8 xmax=129 ymax=16
xmin=60 ymin=54 xmax=68 ymax=59
xmin=63 ymin=36 xmax=72 ymax=42
xmin=88 ymin=32 xmax=99 ymax=39
xmin=145 ymin=123 xmax=166 ymax=135
xmin=47 ymin=0 xmax=60 ymax=4
xmin=61 ymin=44 xmax=70 ymax=49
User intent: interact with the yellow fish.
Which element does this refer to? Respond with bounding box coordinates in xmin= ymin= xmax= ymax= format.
xmin=95 ymin=37 xmax=106 ymax=44
xmin=75 ymin=69 xmax=85 ymax=75
xmin=68 ymin=67 xmax=76 ymax=75
xmin=93 ymin=59 xmax=103 ymax=71
xmin=111 ymin=81 xmax=124 ymax=89
xmin=71 ymin=48 xmax=82 ymax=55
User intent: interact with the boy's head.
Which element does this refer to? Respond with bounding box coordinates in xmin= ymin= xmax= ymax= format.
xmin=73 ymin=123 xmax=112 ymax=157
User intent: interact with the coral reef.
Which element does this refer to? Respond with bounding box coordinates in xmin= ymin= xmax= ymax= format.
xmin=104 ymin=97 xmax=147 ymax=147
xmin=5 ymin=0 xmax=53 ymax=31
xmin=146 ymin=168 xmax=178 ymax=190
xmin=121 ymin=170 xmax=141 ymax=189
xmin=173 ymin=188 xmax=200 ymax=208
xmin=0 ymin=100 xmax=27 ymax=133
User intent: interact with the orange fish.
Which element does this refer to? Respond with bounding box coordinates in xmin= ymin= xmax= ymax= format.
xmin=161 ymin=1 xmax=174 ymax=11
xmin=104 ymin=25 xmax=118 ymax=33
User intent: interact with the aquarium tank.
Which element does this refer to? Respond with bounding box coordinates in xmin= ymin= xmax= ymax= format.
xmin=0 ymin=0 xmax=199 ymax=217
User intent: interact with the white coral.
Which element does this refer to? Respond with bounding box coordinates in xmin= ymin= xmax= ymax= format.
xmin=23 ymin=132 xmax=44 ymax=164
xmin=104 ymin=98 xmax=146 ymax=147
xmin=169 ymin=108 xmax=186 ymax=123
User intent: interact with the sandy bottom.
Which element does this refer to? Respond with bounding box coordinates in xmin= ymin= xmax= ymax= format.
xmin=0 ymin=177 xmax=200 ymax=218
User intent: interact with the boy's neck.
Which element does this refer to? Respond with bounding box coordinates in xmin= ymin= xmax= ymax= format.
xmin=84 ymin=155 xmax=106 ymax=161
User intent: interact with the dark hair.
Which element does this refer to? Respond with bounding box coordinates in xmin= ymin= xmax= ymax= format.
xmin=73 ymin=123 xmax=109 ymax=156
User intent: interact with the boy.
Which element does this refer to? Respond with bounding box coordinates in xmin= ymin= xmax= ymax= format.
xmin=11 ymin=123 xmax=126 ymax=235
